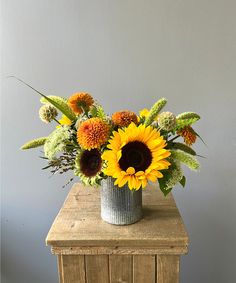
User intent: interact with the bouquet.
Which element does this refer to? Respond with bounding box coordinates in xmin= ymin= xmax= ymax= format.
xmin=21 ymin=80 xmax=201 ymax=196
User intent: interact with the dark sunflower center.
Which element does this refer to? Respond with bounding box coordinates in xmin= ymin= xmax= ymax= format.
xmin=80 ymin=149 xmax=102 ymax=177
xmin=119 ymin=141 xmax=152 ymax=172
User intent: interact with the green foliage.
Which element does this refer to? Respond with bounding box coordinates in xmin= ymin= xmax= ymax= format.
xmin=144 ymin=98 xmax=167 ymax=126
xmin=158 ymin=159 xmax=183 ymax=196
xmin=170 ymin=149 xmax=200 ymax=171
xmin=175 ymin=112 xmax=200 ymax=130
xmin=40 ymin=96 xmax=76 ymax=121
xmin=89 ymin=104 xmax=106 ymax=119
xmin=179 ymin=175 xmax=186 ymax=187
xmin=21 ymin=137 xmax=47 ymax=150
xmin=172 ymin=142 xmax=196 ymax=155
xmin=44 ymin=126 xmax=74 ymax=160
xmin=40 ymin=96 xmax=67 ymax=104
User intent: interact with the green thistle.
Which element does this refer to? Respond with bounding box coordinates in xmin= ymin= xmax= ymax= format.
xmin=39 ymin=104 xmax=58 ymax=123
xmin=21 ymin=137 xmax=47 ymax=150
xmin=144 ymin=98 xmax=167 ymax=126
xmin=158 ymin=111 xmax=176 ymax=131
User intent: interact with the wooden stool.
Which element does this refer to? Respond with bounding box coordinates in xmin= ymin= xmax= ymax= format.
xmin=46 ymin=183 xmax=189 ymax=283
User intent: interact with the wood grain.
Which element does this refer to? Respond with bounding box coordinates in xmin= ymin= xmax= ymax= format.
xmin=109 ymin=255 xmax=133 ymax=283
xmin=52 ymin=245 xmax=187 ymax=255
xmin=61 ymin=255 xmax=85 ymax=283
xmin=57 ymin=255 xmax=63 ymax=283
xmin=46 ymin=183 xmax=189 ymax=251
xmin=133 ymin=255 xmax=156 ymax=283
xmin=157 ymin=255 xmax=180 ymax=283
xmin=46 ymin=183 xmax=189 ymax=283
xmin=85 ymin=255 xmax=109 ymax=283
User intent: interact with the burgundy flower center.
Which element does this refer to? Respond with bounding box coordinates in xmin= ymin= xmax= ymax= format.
xmin=80 ymin=149 xmax=102 ymax=177
xmin=119 ymin=141 xmax=152 ymax=172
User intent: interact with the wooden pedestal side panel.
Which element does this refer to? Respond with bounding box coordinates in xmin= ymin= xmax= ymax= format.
xmin=109 ymin=255 xmax=133 ymax=283
xmin=133 ymin=255 xmax=156 ymax=283
xmin=85 ymin=255 xmax=109 ymax=283
xmin=61 ymin=255 xmax=85 ymax=283
xmin=157 ymin=255 xmax=180 ymax=283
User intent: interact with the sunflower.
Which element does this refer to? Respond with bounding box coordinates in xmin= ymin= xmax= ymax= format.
xmin=68 ymin=92 xmax=94 ymax=114
xmin=102 ymin=122 xmax=171 ymax=190
xmin=177 ymin=126 xmax=197 ymax=146
xmin=75 ymin=149 xmax=104 ymax=186
xmin=112 ymin=110 xmax=138 ymax=127
xmin=77 ymin=118 xmax=110 ymax=150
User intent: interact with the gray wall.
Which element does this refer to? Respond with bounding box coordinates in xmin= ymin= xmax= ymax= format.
xmin=1 ymin=0 xmax=236 ymax=282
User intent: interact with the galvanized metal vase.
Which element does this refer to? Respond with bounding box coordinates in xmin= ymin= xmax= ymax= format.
xmin=101 ymin=177 xmax=142 ymax=225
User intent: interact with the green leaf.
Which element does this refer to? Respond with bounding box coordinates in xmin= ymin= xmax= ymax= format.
xmin=21 ymin=137 xmax=47 ymax=150
xmin=179 ymin=176 xmax=186 ymax=187
xmin=40 ymin=96 xmax=67 ymax=104
xmin=192 ymin=129 xmax=207 ymax=145
xmin=40 ymin=96 xmax=76 ymax=121
xmin=10 ymin=76 xmax=76 ymax=121
xmin=89 ymin=104 xmax=106 ymax=119
xmin=158 ymin=159 xmax=183 ymax=196
xmin=159 ymin=184 xmax=173 ymax=196
xmin=170 ymin=149 xmax=200 ymax=171
xmin=172 ymin=142 xmax=196 ymax=155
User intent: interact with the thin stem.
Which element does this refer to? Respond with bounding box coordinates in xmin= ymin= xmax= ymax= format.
xmin=53 ymin=118 xmax=61 ymax=125
xmin=169 ymin=135 xmax=180 ymax=142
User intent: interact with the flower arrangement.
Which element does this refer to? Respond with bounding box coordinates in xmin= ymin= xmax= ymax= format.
xmin=21 ymin=80 xmax=201 ymax=196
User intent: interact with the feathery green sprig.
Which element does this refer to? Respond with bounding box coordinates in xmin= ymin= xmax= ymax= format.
xmin=21 ymin=137 xmax=47 ymax=150
xmin=175 ymin=112 xmax=200 ymax=130
xmin=144 ymin=98 xmax=167 ymax=126
xmin=170 ymin=149 xmax=200 ymax=171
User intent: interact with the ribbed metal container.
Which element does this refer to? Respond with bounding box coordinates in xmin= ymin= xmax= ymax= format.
xmin=101 ymin=177 xmax=142 ymax=225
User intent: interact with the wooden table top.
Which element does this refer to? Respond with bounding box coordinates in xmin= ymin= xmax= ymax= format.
xmin=46 ymin=183 xmax=189 ymax=255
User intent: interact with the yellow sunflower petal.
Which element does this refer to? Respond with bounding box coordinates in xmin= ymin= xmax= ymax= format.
xmin=126 ymin=167 xmax=135 ymax=175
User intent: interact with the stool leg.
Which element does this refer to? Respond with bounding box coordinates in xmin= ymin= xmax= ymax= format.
xmin=61 ymin=255 xmax=86 ymax=283
xmin=157 ymin=255 xmax=180 ymax=283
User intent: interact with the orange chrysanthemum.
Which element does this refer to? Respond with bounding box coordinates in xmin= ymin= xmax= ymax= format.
xmin=77 ymin=118 xmax=110 ymax=149
xmin=177 ymin=126 xmax=197 ymax=146
xmin=68 ymin=92 xmax=94 ymax=114
xmin=112 ymin=110 xmax=138 ymax=127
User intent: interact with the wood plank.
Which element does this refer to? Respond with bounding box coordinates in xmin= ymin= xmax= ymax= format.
xmin=109 ymin=255 xmax=133 ymax=283
xmin=57 ymin=255 xmax=64 ymax=283
xmin=85 ymin=255 xmax=109 ymax=283
xmin=133 ymin=255 xmax=156 ymax=283
xmin=157 ymin=255 xmax=180 ymax=283
xmin=52 ymin=245 xmax=188 ymax=255
xmin=46 ymin=184 xmax=188 ymax=250
xmin=61 ymin=255 xmax=85 ymax=283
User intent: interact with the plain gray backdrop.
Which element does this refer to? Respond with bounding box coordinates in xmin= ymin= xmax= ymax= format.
xmin=1 ymin=0 xmax=236 ymax=282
